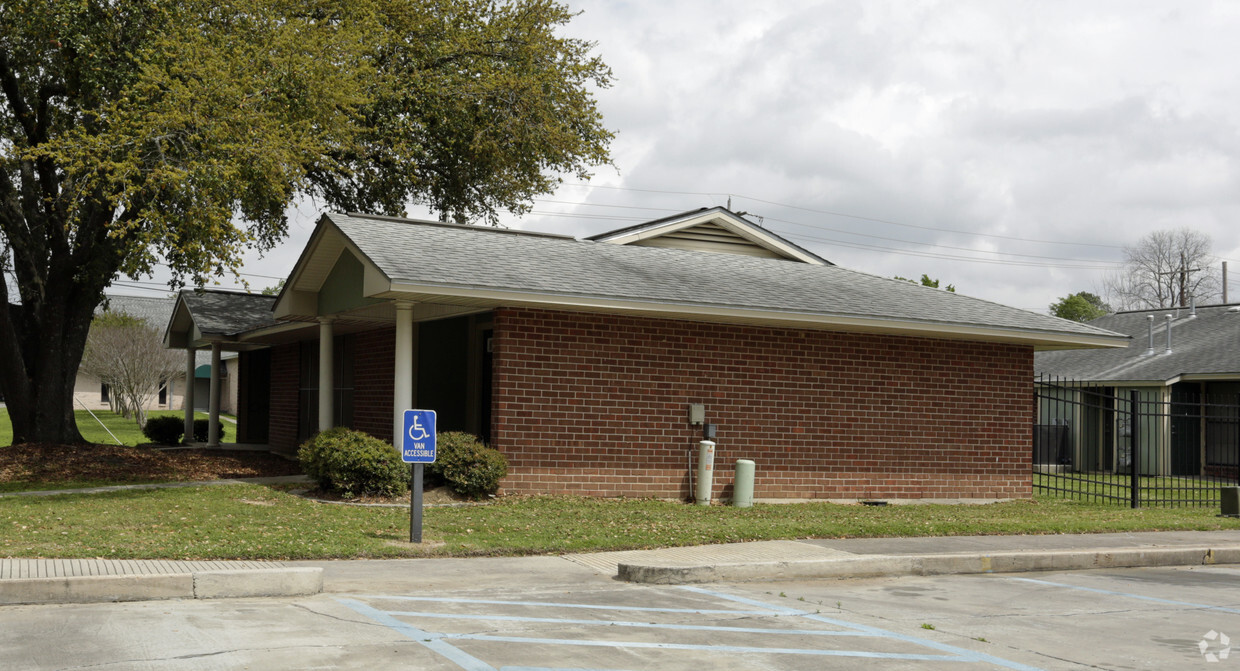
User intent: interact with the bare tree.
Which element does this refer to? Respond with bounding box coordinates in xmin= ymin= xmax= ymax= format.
xmin=79 ymin=314 xmax=184 ymax=429
xmin=1103 ymin=229 xmax=1220 ymax=310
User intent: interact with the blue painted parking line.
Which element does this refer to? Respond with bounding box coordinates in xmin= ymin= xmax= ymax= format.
xmin=337 ymin=598 xmax=494 ymax=671
xmin=353 ymin=594 xmax=772 ymax=615
xmin=683 ymin=587 xmax=1044 ymax=671
xmin=338 ymin=588 xmax=1044 ymax=671
xmin=1006 ymin=577 xmax=1240 ymax=614
xmin=384 ymin=610 xmax=871 ymax=637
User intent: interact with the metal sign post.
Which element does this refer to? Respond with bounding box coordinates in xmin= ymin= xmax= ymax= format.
xmin=401 ymin=409 xmax=437 ymax=543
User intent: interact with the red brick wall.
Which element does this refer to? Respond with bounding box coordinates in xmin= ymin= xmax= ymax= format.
xmin=491 ymin=308 xmax=1033 ymax=500
xmin=352 ymin=327 xmax=395 ymax=443
xmin=268 ymin=343 xmax=300 ymax=452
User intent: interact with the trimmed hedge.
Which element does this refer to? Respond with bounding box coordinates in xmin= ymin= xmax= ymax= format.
xmin=298 ymin=427 xmax=408 ymax=498
xmin=431 ymin=431 xmax=507 ymax=500
xmin=192 ymin=418 xmax=227 ymax=443
xmin=142 ymin=416 xmax=184 ymax=445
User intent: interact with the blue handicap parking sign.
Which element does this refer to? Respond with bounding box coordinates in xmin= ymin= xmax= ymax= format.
xmin=402 ymin=409 xmax=437 ymax=463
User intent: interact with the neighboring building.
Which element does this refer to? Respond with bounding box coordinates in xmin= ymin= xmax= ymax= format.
xmin=167 ymin=208 xmax=1127 ymax=501
xmin=74 ymin=294 xmax=237 ymax=414
xmin=1035 ymin=303 xmax=1240 ymax=478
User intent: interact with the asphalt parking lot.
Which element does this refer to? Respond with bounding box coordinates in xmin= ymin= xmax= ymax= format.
xmin=1 ymin=563 xmax=1237 ymax=669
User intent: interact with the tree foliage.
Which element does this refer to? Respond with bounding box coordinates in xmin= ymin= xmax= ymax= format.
xmin=1103 ymin=229 xmax=1219 ymax=310
xmin=0 ymin=0 xmax=613 ymax=444
xmin=895 ymin=274 xmax=956 ymax=293
xmin=79 ymin=312 xmax=183 ymax=429
xmin=1049 ymin=291 xmax=1111 ymax=322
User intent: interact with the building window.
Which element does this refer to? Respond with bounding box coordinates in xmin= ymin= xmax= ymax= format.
xmin=297 ymin=334 xmax=356 ymax=443
xmin=158 ymin=380 xmax=168 ymax=406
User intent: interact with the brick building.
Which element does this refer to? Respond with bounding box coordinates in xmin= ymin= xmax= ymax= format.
xmin=165 ymin=208 xmax=1127 ymax=501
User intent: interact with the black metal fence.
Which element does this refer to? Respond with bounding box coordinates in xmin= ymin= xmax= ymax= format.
xmin=1034 ymin=375 xmax=1240 ymax=508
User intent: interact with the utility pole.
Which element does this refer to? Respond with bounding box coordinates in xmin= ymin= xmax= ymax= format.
xmin=1179 ymin=252 xmax=1188 ymax=307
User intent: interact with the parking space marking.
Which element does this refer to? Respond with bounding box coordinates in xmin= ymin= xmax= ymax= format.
xmin=1005 ymin=577 xmax=1240 ymax=614
xmin=338 ymin=588 xmax=1042 ymax=671
xmin=383 ymin=610 xmax=872 ymax=637
xmin=684 ymin=587 xmax=1043 ymax=671
xmin=352 ymin=594 xmax=770 ymax=615
xmin=337 ymin=598 xmax=494 ymax=671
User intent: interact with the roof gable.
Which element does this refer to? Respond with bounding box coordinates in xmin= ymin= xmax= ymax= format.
xmin=587 ymin=207 xmax=831 ymax=265
xmin=165 ymin=289 xmax=279 ymax=349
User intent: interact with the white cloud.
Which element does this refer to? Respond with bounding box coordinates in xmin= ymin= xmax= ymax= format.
xmin=123 ymin=1 xmax=1240 ymax=314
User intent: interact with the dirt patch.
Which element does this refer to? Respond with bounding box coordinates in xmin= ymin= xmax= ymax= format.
xmin=0 ymin=442 xmax=303 ymax=485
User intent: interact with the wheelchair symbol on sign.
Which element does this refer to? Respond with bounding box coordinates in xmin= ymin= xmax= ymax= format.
xmin=408 ymin=416 xmax=430 ymax=442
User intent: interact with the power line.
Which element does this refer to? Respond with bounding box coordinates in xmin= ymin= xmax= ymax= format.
xmin=559 ymin=183 xmax=1125 ymax=250
xmin=522 ymin=201 xmax=1121 ymax=267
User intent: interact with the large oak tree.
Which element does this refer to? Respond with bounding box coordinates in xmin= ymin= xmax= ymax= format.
xmin=0 ymin=0 xmax=613 ymax=444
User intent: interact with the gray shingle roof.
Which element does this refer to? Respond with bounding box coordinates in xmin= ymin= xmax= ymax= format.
xmin=98 ymin=294 xmax=176 ymax=327
xmin=1035 ymin=304 xmax=1240 ymax=381
xmin=326 ymin=212 xmax=1123 ymax=342
xmin=179 ymin=290 xmax=279 ymax=336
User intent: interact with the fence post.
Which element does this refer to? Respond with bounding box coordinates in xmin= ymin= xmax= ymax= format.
xmin=1130 ymin=390 xmax=1140 ymax=509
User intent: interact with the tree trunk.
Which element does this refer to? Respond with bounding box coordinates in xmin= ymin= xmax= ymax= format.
xmin=0 ymin=266 xmax=102 ymax=446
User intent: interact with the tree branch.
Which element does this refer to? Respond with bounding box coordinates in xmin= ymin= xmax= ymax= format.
xmin=0 ymin=48 xmax=38 ymax=143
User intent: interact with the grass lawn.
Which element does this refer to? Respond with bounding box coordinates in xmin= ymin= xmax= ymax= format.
xmin=2 ymin=484 xmax=1238 ymax=560
xmin=0 ymin=408 xmax=231 ymax=447
xmin=1035 ymin=471 xmax=1236 ymax=506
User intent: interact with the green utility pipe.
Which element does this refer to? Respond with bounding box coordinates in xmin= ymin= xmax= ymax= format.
xmin=733 ymin=459 xmax=755 ymax=508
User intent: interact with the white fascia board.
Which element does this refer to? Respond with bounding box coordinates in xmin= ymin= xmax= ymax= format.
xmin=236 ymin=321 xmax=313 ymax=342
xmin=386 ymin=281 xmax=1130 ymax=349
xmin=1177 ymin=373 xmax=1240 ymax=382
xmin=598 ymin=210 xmax=827 ymax=265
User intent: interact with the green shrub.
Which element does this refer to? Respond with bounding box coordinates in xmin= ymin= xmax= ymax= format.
xmin=192 ymin=418 xmax=227 ymax=442
xmin=432 ymin=431 xmax=508 ymax=499
xmin=142 ymin=416 xmax=184 ymax=445
xmin=298 ymin=427 xmax=408 ymax=498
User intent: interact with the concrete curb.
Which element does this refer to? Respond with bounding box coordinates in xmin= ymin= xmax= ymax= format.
xmin=617 ymin=545 xmax=1240 ymax=584
xmin=0 ymin=567 xmax=323 ymax=605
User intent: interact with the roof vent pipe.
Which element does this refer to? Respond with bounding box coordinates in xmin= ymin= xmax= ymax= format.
xmin=1190 ymin=297 xmax=1197 ymax=318
xmin=1146 ymin=315 xmax=1156 ymax=355
xmin=1164 ymin=314 xmax=1173 ymax=354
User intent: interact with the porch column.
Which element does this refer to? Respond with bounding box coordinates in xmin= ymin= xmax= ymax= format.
xmin=393 ymin=301 xmax=414 ymax=447
xmin=208 ymin=341 xmax=222 ymax=447
xmin=184 ymin=346 xmax=196 ymax=443
xmin=318 ymin=317 xmax=335 ymax=432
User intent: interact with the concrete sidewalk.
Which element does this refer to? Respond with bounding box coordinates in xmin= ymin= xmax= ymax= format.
xmin=595 ymin=529 xmax=1240 ymax=584
xmin=0 ymin=558 xmax=323 ymax=605
xmin=4 ymin=528 xmax=1239 ymax=606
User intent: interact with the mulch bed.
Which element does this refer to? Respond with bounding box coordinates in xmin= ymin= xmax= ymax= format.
xmin=0 ymin=443 xmax=303 ymax=485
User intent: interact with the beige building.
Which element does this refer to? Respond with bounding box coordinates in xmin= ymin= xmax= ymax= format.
xmin=73 ymin=294 xmax=238 ymax=415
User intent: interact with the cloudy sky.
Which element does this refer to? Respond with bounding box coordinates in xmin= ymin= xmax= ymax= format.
xmin=119 ymin=1 xmax=1240 ymax=313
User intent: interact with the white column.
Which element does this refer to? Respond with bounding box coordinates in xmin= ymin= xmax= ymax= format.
xmin=318 ymin=317 xmax=335 ymax=432
xmin=184 ymin=346 xmax=197 ymax=443
xmin=208 ymin=341 xmax=222 ymax=447
xmin=393 ymin=301 xmax=414 ymax=448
